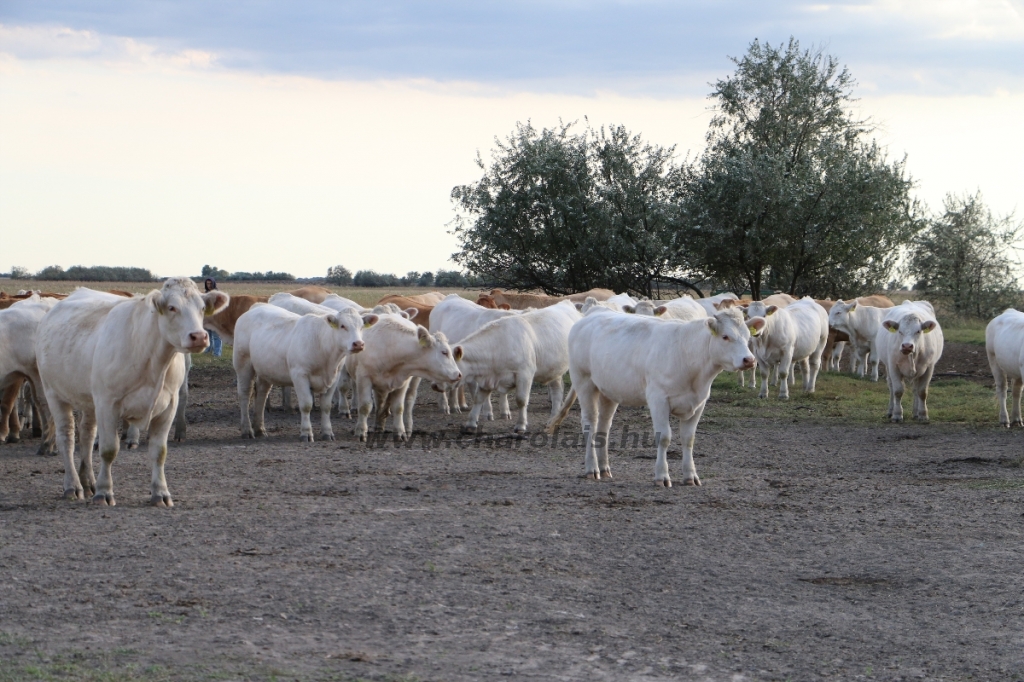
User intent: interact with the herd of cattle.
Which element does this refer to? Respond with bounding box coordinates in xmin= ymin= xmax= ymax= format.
xmin=1 ymin=278 xmax=1022 ymax=502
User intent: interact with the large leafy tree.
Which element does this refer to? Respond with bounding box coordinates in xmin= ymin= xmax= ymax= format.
xmin=909 ymin=192 xmax=1021 ymax=318
xmin=450 ymin=121 xmax=698 ymax=297
xmin=683 ymin=38 xmax=920 ymax=299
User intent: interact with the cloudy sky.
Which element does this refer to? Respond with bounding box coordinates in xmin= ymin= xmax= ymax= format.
xmin=1 ymin=1 xmax=1022 ymax=278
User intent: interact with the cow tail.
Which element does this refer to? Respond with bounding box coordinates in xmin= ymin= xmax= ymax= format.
xmin=545 ymin=387 xmax=577 ymax=434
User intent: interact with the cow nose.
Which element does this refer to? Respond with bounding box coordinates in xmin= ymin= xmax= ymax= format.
xmin=741 ymin=355 xmax=755 ymax=370
xmin=189 ymin=331 xmax=208 ymax=346
xmin=901 ymin=343 xmax=914 ymax=354
xmin=350 ymin=340 xmax=365 ymax=353
xmin=455 ymin=372 xmax=463 ymax=381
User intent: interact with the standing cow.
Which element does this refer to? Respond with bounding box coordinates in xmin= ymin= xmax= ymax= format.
xmin=35 ymin=279 xmax=228 ymax=506
xmin=547 ymin=308 xmax=764 ymax=486
xmin=744 ymin=297 xmax=828 ymax=399
xmin=987 ymin=309 xmax=1024 ymax=427
xmin=876 ymin=301 xmax=943 ymax=423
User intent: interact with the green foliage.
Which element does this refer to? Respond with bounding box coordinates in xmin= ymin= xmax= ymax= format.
xmin=10 ymin=265 xmax=30 ymax=279
xmin=223 ymin=270 xmax=295 ymax=282
xmin=33 ymin=265 xmax=156 ymax=282
xmin=353 ymin=270 xmax=400 ymax=287
xmin=683 ymin=38 xmax=920 ymax=299
xmin=450 ymin=121 xmax=695 ymax=297
xmin=908 ymin=192 xmax=1022 ymax=318
xmin=200 ymin=265 xmax=229 ymax=280
xmin=326 ymin=264 xmax=353 ymax=285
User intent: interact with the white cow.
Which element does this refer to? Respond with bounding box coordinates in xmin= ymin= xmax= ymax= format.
xmin=0 ymin=295 xmax=58 ymax=448
xmin=347 ymin=314 xmax=462 ymax=442
xmin=578 ymin=293 xmax=636 ymax=313
xmin=695 ymin=292 xmax=739 ymax=315
xmin=745 ymin=297 xmax=828 ymax=399
xmin=547 ymin=308 xmax=764 ymax=486
xmin=827 ymin=300 xmax=887 ymax=381
xmin=321 ymin=293 xmax=367 ymax=313
xmin=234 ymin=303 xmax=375 ymax=441
xmin=987 ymin=309 xmax=1024 ymax=427
xmin=453 ymin=300 xmax=581 ymax=434
xmin=876 ymin=301 xmax=943 ymax=423
xmin=659 ymin=296 xmax=709 ymax=322
xmin=35 ymin=279 xmax=228 ymax=506
xmin=428 ymin=294 xmax=521 ymax=415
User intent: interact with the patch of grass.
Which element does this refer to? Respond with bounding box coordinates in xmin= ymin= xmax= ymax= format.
xmin=940 ymin=317 xmax=987 ymax=345
xmin=189 ymin=347 xmax=234 ymax=370
xmin=707 ymin=370 xmax=998 ymax=425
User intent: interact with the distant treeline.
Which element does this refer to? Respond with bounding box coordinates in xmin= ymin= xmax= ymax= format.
xmin=326 ymin=265 xmax=489 ymax=288
xmin=199 ymin=265 xmax=295 ymax=282
xmin=8 ymin=265 xmax=158 ymax=282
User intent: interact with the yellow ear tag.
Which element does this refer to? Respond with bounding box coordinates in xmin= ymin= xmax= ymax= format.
xmin=749 ymin=327 xmax=759 ymax=337
xmin=923 ymin=325 xmax=933 ymax=334
xmin=887 ymin=326 xmax=897 ymax=333
xmin=327 ymin=319 xmax=339 ymax=329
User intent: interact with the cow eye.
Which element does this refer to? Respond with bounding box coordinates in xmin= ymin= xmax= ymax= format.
xmin=722 ymin=335 xmax=730 ymax=341
xmin=167 ymin=306 xmax=177 ymax=313
xmin=340 ymin=325 xmax=347 ymax=330
xmin=442 ymin=350 xmax=449 ymax=356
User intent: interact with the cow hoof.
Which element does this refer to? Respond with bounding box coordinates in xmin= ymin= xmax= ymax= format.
xmin=5 ymin=435 xmax=20 ymax=444
xmin=241 ymin=430 xmax=254 ymax=439
xmin=92 ymin=493 xmax=116 ymax=506
xmin=83 ymin=483 xmax=96 ymax=497
xmin=600 ymin=469 xmax=613 ymax=480
xmin=64 ymin=488 xmax=83 ymax=501
xmin=151 ymin=493 xmax=174 ymax=508
xmin=300 ymin=434 xmax=312 ymax=443
xmin=358 ymin=434 xmax=367 ymax=443
xmin=460 ymin=425 xmax=478 ymax=434
xmin=585 ymin=472 xmax=600 ymax=480
xmin=682 ymin=477 xmax=701 ymax=486
xmin=655 ymin=479 xmax=672 ymax=488
xmin=127 ymin=442 xmax=139 ymax=450
xmin=513 ymin=426 xmax=527 ymax=435
xmin=255 ymin=429 xmax=267 ymax=438
xmin=891 ymin=416 xmax=903 ymax=423
xmin=322 ymin=434 xmax=335 ymax=441
xmin=503 ymin=413 xmax=512 ymax=421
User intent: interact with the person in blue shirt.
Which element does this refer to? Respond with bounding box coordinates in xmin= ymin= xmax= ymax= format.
xmin=203 ymin=278 xmax=223 ymax=357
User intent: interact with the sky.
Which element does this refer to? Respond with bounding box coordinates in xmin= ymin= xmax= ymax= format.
xmin=1 ymin=1 xmax=1022 ymax=278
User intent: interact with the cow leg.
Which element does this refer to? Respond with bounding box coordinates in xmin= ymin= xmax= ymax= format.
xmin=389 ymin=381 xmax=412 ymax=442
xmin=463 ymin=381 xmax=488 ymax=433
xmin=236 ymin=360 xmax=257 ymax=438
xmin=994 ymin=364 xmax=1010 ymax=426
xmin=373 ymin=387 xmax=392 ymax=434
xmin=576 ymin=382 xmax=601 ymax=480
xmin=0 ymin=381 xmax=21 ymax=443
xmin=291 ymin=374 xmax=316 ymax=442
xmin=48 ymin=398 xmax=84 ymax=500
xmin=800 ymin=358 xmax=812 ymax=392
xmin=334 ymin=366 xmax=352 ymax=418
xmin=173 ymin=353 xmax=190 ymax=442
xmin=789 ymin=361 xmax=797 ymax=386
xmin=649 ymin=399 xmax=673 ymax=487
xmin=498 ymin=392 xmax=511 ymax=420
xmin=457 ymin=384 xmax=469 ymax=411
xmin=145 ymin=397 xmax=177 ymax=507
xmin=438 ymin=388 xmax=451 ymax=416
xmin=757 ymin=362 xmax=771 ymax=399
xmin=253 ymin=379 xmax=272 ymax=438
xmin=677 ymin=408 xmax=705 ymax=486
xmin=868 ymin=348 xmax=881 ymax=383
xmin=92 ymin=407 xmax=118 ymax=506
xmin=888 ymin=370 xmax=905 ymax=423
xmin=482 ymin=390 xmax=494 ymax=421
xmin=777 ymin=352 xmax=794 ymax=400
xmin=913 ymin=367 xmax=934 ymax=423
xmin=319 ymin=379 xmax=338 ymax=442
xmin=547 ymin=377 xmax=565 ymax=419
xmin=512 ymin=373 xmax=534 ymax=434
xmin=1011 ymin=377 xmax=1024 ymax=427
xmin=354 ymin=377 xmax=374 ymax=442
xmin=594 ymin=393 xmax=618 ymax=480
xmin=402 ymin=378 xmax=419 ymax=436
xmin=30 ymin=382 xmax=56 ymax=456
xmin=281 ymin=386 xmax=297 ymax=413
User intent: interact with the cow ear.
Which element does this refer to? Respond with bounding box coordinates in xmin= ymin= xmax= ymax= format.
xmin=575 ymin=302 xmax=584 ymax=311
xmin=325 ymin=314 xmax=340 ymax=329
xmin=706 ymin=317 xmax=719 ymax=336
xmin=622 ymin=305 xmax=636 ymax=314
xmin=922 ymin=320 xmax=937 ymax=333
xmin=147 ymin=290 xmax=167 ymax=315
xmin=499 ymin=303 xmax=510 ymax=310
xmin=884 ymin=320 xmax=899 ymax=332
xmin=747 ymin=317 xmax=766 ymax=336
xmin=404 ymin=307 xmax=419 ymax=320
xmin=417 ymin=325 xmax=432 ymax=347
xmin=766 ymin=305 xmax=778 ymax=316
xmin=453 ymin=345 xmax=463 ymax=361
xmin=848 ymin=301 xmax=857 ymax=311
xmin=361 ymin=313 xmax=379 ymax=328
xmin=203 ymin=291 xmax=229 ymax=317
xmin=654 ymin=305 xmax=668 ymax=317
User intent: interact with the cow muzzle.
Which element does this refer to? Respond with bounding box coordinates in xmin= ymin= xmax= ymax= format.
xmin=350 ymin=340 xmax=365 ymax=353
xmin=901 ymin=343 xmax=915 ymax=355
xmin=186 ymin=331 xmax=209 ymax=351
xmin=740 ymin=355 xmax=755 ymax=370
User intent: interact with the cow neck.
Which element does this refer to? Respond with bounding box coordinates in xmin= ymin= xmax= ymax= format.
xmin=670 ymin=321 xmax=722 ymax=391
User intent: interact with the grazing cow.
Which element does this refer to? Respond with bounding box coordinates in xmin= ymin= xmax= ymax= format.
xmin=429 ymin=294 xmax=521 ymax=415
xmin=346 ymin=314 xmax=462 ymax=442
xmin=35 ymin=279 xmax=228 ymax=506
xmin=0 ymin=295 xmax=58 ymax=449
xmin=203 ymin=294 xmax=269 ymax=345
xmin=876 ymin=301 xmax=943 ymax=423
xmin=827 ymin=300 xmax=890 ymax=381
xmin=453 ymin=300 xmax=580 ymax=434
xmin=233 ymin=304 xmax=375 ymax=442
xmin=745 ymin=297 xmax=828 ymax=399
xmin=287 ymin=286 xmax=332 ymax=304
xmin=547 ymin=308 xmax=764 ymax=486
xmin=986 ymin=309 xmax=1024 ymax=427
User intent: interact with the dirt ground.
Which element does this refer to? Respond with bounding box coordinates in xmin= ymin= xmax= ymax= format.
xmin=2 ymin=345 xmax=1023 ymax=681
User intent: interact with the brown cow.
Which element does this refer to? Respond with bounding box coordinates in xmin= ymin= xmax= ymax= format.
xmin=402 ymin=292 xmax=446 ymax=305
xmin=203 ymin=294 xmax=270 ymax=345
xmin=0 ymin=291 xmax=68 ymax=310
xmin=287 ymin=286 xmax=332 ymax=304
xmin=475 ymin=294 xmax=512 ymax=310
xmin=479 ymin=288 xmax=615 ymax=310
xmin=376 ymin=294 xmax=434 ymax=328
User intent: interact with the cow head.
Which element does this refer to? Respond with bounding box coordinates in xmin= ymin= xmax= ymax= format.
xmin=742 ymin=302 xmax=777 ymax=320
xmin=476 ymin=294 xmax=498 ymax=309
xmin=713 ymin=298 xmax=742 ymax=311
xmin=624 ymin=301 xmax=663 ymax=317
xmin=705 ymin=309 xmax=761 ymax=371
xmin=416 ymin=327 xmax=462 ymax=384
xmin=325 ymin=309 xmax=378 ymax=354
xmin=883 ymin=315 xmax=937 ymax=355
xmin=827 ymin=299 xmax=857 ymax=335
xmin=147 ymin=277 xmax=229 ymax=352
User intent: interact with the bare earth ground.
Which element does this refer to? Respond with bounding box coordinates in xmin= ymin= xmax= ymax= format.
xmin=2 ymin=344 xmax=1023 ymax=681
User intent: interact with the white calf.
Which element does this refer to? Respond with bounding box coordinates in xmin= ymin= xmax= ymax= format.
xmin=876 ymin=301 xmax=943 ymax=423
xmin=987 ymin=309 xmax=1024 ymax=426
xmin=35 ymin=279 xmax=228 ymax=506
xmin=745 ymin=297 xmax=828 ymax=399
xmin=547 ymin=308 xmax=763 ymax=486
xmin=828 ymin=300 xmax=887 ymax=381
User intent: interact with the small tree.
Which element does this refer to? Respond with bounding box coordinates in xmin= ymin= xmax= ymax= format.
xmin=417 ymin=272 xmax=435 ymax=287
xmin=201 ymin=265 xmax=230 ymax=280
xmin=10 ymin=266 xmax=30 ymax=279
xmin=908 ymin=192 xmax=1022 ymax=318
xmin=326 ymin=265 xmax=353 ymax=286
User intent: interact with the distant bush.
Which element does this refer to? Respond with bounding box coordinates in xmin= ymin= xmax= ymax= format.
xmin=353 ymin=270 xmax=400 ymax=287
xmin=33 ymin=265 xmax=157 ymax=282
xmin=326 ymin=265 xmax=353 ymax=286
xmin=224 ymin=271 xmax=296 ymax=282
